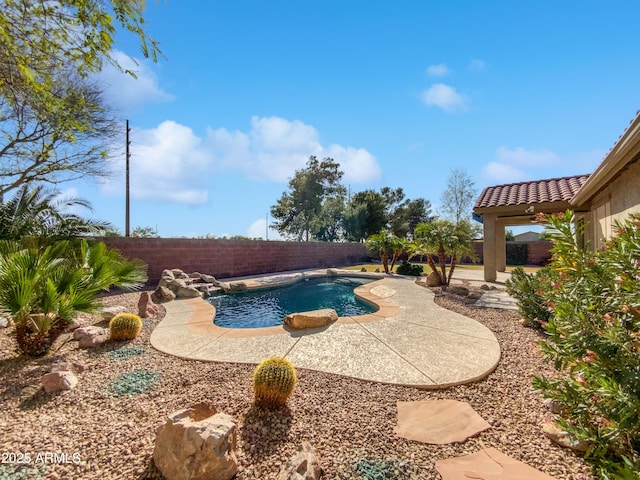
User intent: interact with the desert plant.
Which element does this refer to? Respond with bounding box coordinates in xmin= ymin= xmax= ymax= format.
xmin=533 ymin=211 xmax=640 ymax=479
xmin=0 ymin=239 xmax=147 ymax=356
xmin=396 ymin=260 xmax=423 ymax=276
xmin=506 ymin=243 xmax=528 ymax=265
xmin=365 ymin=231 xmax=404 ymax=273
xmin=109 ymin=313 xmax=143 ymax=340
xmin=505 ymin=266 xmax=556 ymax=328
xmin=253 ymin=357 xmax=297 ymax=408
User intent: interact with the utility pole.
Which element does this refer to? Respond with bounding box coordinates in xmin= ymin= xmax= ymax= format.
xmin=125 ymin=119 xmax=131 ymax=237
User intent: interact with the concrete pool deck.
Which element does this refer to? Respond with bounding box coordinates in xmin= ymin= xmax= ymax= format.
xmin=150 ymin=270 xmax=502 ymax=389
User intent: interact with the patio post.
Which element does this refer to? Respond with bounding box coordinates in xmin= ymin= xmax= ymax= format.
xmin=483 ymin=213 xmax=497 ymax=282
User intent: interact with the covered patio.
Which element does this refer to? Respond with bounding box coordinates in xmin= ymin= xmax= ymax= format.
xmin=473 ymin=175 xmax=590 ymax=282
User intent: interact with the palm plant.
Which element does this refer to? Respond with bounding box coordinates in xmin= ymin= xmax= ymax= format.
xmin=0 ymin=185 xmax=111 ymax=244
xmin=414 ymin=219 xmax=476 ymax=285
xmin=0 ymin=239 xmax=147 ymax=356
xmin=365 ymin=230 xmax=404 ymax=273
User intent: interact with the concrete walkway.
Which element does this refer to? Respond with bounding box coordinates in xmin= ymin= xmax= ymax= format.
xmin=151 ymin=271 xmax=501 ymax=388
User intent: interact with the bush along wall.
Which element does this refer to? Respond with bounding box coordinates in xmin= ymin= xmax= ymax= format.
xmin=532 ymin=211 xmax=640 ymax=479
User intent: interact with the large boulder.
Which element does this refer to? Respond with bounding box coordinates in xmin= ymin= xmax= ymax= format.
xmin=426 ymin=271 xmax=442 ymax=287
xmin=277 ymin=442 xmax=322 ymax=480
xmin=158 ymin=269 xmax=176 ymax=289
xmin=284 ymin=309 xmax=338 ymax=330
xmin=152 ymin=285 xmax=176 ymax=303
xmin=153 ymin=403 xmax=238 ymax=480
xmin=138 ymin=291 xmax=160 ymax=318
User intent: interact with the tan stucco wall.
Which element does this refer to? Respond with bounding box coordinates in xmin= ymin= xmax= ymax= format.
xmin=590 ymin=160 xmax=640 ymax=244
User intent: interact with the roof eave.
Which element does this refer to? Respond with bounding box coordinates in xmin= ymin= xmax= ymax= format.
xmin=571 ymin=113 xmax=640 ymax=207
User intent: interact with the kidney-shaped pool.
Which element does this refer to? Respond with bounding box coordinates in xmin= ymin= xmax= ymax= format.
xmin=207 ymin=276 xmax=378 ymax=328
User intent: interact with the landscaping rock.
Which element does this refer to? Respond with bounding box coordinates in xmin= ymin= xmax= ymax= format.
xmin=177 ymin=285 xmax=202 ymax=299
xmin=138 ymin=291 xmax=159 ymax=318
xmin=153 ymin=402 xmax=238 ymax=480
xmin=101 ymin=305 xmax=127 ymax=321
xmin=448 ymin=286 xmax=470 ymax=297
xmin=360 ymin=267 xmax=367 ymax=272
xmin=41 ymin=371 xmax=78 ymax=393
xmin=152 ymin=285 xmax=176 ymax=303
xmin=277 ymin=441 xmax=322 ymax=480
xmin=73 ymin=326 xmax=108 ymax=348
xmin=426 ymin=271 xmax=442 ymax=287
xmin=542 ymin=420 xmax=590 ymax=452
xmin=284 ymin=309 xmax=338 ymax=330
xmin=543 ymin=398 xmax=563 ymax=414
xmin=50 ymin=360 xmax=85 ymax=374
xmin=201 ymin=274 xmax=217 ymax=284
xmin=0 ymin=314 xmax=10 ymax=328
xmin=468 ymin=291 xmax=484 ymax=300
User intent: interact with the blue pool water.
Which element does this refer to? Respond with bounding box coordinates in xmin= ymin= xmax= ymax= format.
xmin=208 ymin=277 xmax=377 ymax=328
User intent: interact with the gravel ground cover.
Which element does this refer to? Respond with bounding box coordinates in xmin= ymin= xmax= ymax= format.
xmin=0 ymin=284 xmax=597 ymax=480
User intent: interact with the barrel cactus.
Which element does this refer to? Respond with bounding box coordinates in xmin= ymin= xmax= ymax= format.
xmin=253 ymin=357 xmax=297 ymax=408
xmin=109 ymin=313 xmax=143 ymax=340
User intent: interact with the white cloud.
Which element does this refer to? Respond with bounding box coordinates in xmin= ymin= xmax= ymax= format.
xmin=247 ymin=218 xmax=284 ymax=240
xmin=101 ymin=116 xmax=381 ymax=205
xmin=206 ymin=116 xmax=381 ymax=183
xmin=468 ymin=59 xmax=486 ymax=71
xmin=421 ymin=84 xmax=467 ymax=112
xmin=96 ymin=50 xmax=173 ymax=113
xmin=426 ymin=64 xmax=450 ymax=76
xmin=482 ymin=161 xmax=529 ymax=184
xmin=101 ymin=120 xmax=212 ymax=204
xmin=496 ymin=146 xmax=560 ymax=167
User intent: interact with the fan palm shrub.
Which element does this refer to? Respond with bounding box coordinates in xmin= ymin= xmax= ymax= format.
xmin=0 ymin=239 xmax=147 ymax=356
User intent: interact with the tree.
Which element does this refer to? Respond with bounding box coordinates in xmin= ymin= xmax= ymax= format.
xmin=270 ymin=157 xmax=346 ymax=241
xmin=132 ymin=226 xmax=159 ymax=238
xmin=343 ymin=190 xmax=387 ymax=241
xmin=365 ymin=230 xmax=404 ymax=274
xmin=0 ymin=185 xmax=110 ymax=243
xmin=414 ymin=219 xmax=476 ymax=285
xmin=389 ymin=197 xmax=433 ymax=239
xmin=505 ymin=229 xmax=516 ymax=241
xmin=0 ymin=0 xmax=160 ymax=195
xmin=0 ymin=75 xmax=119 ymax=197
xmin=440 ymin=168 xmax=478 ymax=225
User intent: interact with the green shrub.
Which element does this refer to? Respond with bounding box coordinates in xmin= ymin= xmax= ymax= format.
xmin=533 ymin=211 xmax=640 ymax=479
xmin=506 ymin=243 xmax=528 ymax=265
xmin=109 ymin=313 xmax=143 ymax=340
xmin=396 ymin=260 xmax=423 ymax=276
xmin=505 ymin=266 xmax=556 ymax=328
xmin=253 ymin=357 xmax=296 ymax=408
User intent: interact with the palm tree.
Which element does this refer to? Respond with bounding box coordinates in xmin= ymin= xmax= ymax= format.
xmin=414 ymin=219 xmax=476 ymax=285
xmin=365 ymin=230 xmax=404 ymax=273
xmin=0 ymin=185 xmax=111 ymax=243
xmin=0 ymin=239 xmax=147 ymax=356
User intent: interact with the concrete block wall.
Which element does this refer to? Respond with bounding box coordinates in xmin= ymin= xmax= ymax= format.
xmin=99 ymin=237 xmax=368 ymax=283
xmin=471 ymin=240 xmax=552 ymax=266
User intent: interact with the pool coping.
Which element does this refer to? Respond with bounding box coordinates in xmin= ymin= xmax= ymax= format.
xmin=150 ymin=269 xmax=502 ymax=389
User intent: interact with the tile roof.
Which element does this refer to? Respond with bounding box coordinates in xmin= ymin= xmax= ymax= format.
xmin=474 ymin=174 xmax=590 ymax=210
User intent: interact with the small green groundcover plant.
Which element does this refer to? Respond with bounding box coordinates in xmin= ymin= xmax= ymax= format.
xmin=0 ymin=462 xmax=48 ymax=480
xmin=351 ymin=458 xmax=412 ymax=480
xmin=533 ymin=211 xmax=640 ymax=479
xmin=108 ymin=370 xmax=161 ymax=396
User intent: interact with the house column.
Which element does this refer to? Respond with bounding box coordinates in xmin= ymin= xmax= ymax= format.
xmin=496 ymin=221 xmax=506 ymax=272
xmin=483 ymin=213 xmax=497 ymax=282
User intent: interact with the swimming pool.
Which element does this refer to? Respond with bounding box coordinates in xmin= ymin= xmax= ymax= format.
xmin=208 ymin=276 xmax=378 ymax=328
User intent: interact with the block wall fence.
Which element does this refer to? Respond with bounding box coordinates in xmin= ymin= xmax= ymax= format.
xmin=99 ymin=237 xmax=369 ymax=284
xmin=471 ymin=241 xmax=553 ymax=266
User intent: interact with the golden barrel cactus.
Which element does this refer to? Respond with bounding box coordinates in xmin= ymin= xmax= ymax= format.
xmin=109 ymin=313 xmax=143 ymax=340
xmin=253 ymin=357 xmax=297 ymax=408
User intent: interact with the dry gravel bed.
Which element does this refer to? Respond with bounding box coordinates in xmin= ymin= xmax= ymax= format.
xmin=0 ymin=284 xmax=597 ymax=480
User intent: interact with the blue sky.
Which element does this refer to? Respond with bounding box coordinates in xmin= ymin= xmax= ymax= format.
xmin=68 ymin=1 xmax=640 ymax=238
